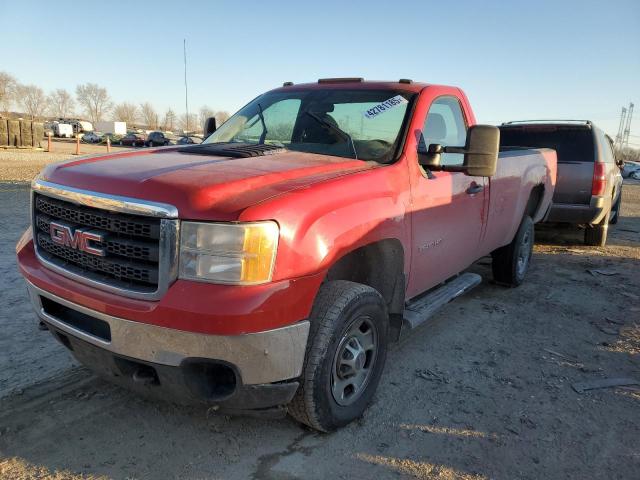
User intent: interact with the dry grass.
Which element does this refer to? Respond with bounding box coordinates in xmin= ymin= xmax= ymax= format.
xmin=0 ymin=458 xmax=109 ymax=480
xmin=0 ymin=140 xmax=132 ymax=182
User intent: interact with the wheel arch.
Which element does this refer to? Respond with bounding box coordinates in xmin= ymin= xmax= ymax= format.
xmin=525 ymin=183 xmax=546 ymax=222
xmin=323 ymin=238 xmax=406 ymax=340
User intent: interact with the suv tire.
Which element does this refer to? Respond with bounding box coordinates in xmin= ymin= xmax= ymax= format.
xmin=289 ymin=280 xmax=388 ymax=432
xmin=584 ymin=211 xmax=610 ymax=247
xmin=609 ymin=194 xmax=622 ymax=225
xmin=491 ymin=215 xmax=534 ymax=287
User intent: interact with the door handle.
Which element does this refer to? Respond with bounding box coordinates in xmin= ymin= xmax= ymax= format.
xmin=466 ymin=184 xmax=484 ymax=195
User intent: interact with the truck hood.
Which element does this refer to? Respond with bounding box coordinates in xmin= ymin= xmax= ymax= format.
xmin=40 ymin=147 xmax=376 ymax=220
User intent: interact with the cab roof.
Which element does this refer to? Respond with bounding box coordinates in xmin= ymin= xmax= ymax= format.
xmin=271 ymin=79 xmax=432 ymax=94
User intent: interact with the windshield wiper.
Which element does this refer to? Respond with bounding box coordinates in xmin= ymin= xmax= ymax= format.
xmin=257 ymin=103 xmax=268 ymax=144
xmin=304 ymin=111 xmax=358 ymax=160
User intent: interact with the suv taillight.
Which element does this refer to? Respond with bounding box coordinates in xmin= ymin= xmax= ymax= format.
xmin=591 ymin=163 xmax=606 ymax=196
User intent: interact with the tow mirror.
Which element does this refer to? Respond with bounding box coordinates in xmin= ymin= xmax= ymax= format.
xmin=204 ymin=117 xmax=217 ymax=136
xmin=418 ymin=125 xmax=499 ymax=177
xmin=462 ymin=125 xmax=499 ymax=177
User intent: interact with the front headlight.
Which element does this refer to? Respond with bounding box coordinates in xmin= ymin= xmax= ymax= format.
xmin=179 ymin=221 xmax=279 ymax=284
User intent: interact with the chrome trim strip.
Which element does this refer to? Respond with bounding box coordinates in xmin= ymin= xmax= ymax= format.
xmin=32 ymin=179 xmax=179 ymax=218
xmin=27 ymin=281 xmax=310 ymax=385
xmin=31 ymin=181 xmax=180 ymax=301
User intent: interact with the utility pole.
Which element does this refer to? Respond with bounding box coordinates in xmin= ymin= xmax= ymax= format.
xmin=184 ymin=39 xmax=189 ymax=133
xmin=615 ymin=107 xmax=627 ymax=149
xmin=622 ymin=103 xmax=634 ymax=150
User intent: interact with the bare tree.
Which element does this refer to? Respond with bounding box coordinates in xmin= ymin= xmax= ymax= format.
xmin=0 ymin=71 xmax=17 ymax=114
xmin=113 ymin=102 xmax=139 ymax=125
xmin=76 ymin=83 xmax=112 ymax=124
xmin=179 ymin=113 xmax=199 ymax=133
xmin=48 ymin=88 xmax=75 ymax=118
xmin=140 ymin=102 xmax=158 ymax=129
xmin=215 ymin=110 xmax=230 ymax=126
xmin=199 ymin=105 xmax=215 ymax=130
xmin=17 ymin=84 xmax=48 ymax=120
xmin=162 ymin=109 xmax=176 ymax=131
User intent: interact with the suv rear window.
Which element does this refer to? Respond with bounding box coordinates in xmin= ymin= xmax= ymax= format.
xmin=499 ymin=127 xmax=594 ymax=163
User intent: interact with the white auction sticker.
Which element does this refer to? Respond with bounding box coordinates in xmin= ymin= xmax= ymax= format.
xmin=362 ymin=95 xmax=408 ymax=120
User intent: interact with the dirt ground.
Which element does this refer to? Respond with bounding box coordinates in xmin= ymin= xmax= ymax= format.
xmin=0 ymin=140 xmax=132 ymax=182
xmin=0 ymin=176 xmax=638 ymax=479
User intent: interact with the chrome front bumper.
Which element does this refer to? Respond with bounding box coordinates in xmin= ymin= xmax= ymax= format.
xmin=26 ymin=281 xmax=310 ymax=385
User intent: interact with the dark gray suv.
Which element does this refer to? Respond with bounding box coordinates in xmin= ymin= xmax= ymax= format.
xmin=500 ymin=121 xmax=623 ymax=246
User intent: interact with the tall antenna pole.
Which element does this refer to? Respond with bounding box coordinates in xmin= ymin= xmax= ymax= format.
xmin=184 ymin=38 xmax=189 ymax=133
xmin=615 ymin=107 xmax=627 ymax=149
xmin=622 ymin=102 xmax=634 ymax=150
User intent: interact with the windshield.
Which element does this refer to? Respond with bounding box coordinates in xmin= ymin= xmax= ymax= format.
xmin=204 ymin=88 xmax=415 ymax=163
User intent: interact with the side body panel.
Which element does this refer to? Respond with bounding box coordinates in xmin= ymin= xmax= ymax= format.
xmin=400 ymin=86 xmax=488 ymax=298
xmin=481 ymin=149 xmax=556 ymax=254
xmin=241 ymin=161 xmax=413 ymax=283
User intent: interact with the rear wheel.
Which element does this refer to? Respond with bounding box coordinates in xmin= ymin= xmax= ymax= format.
xmin=492 ymin=215 xmax=534 ymax=287
xmin=289 ymin=280 xmax=388 ymax=432
xmin=609 ymin=194 xmax=622 ymax=225
xmin=584 ymin=211 xmax=610 ymax=246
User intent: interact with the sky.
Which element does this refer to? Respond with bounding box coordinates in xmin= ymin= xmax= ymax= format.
xmin=2 ymin=0 xmax=639 ymax=142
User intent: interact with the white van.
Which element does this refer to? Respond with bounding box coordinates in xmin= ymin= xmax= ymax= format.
xmin=54 ymin=123 xmax=74 ymax=138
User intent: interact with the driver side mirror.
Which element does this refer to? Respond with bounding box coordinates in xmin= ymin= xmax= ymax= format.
xmin=462 ymin=125 xmax=499 ymax=177
xmin=204 ymin=117 xmax=217 ymax=136
xmin=418 ymin=125 xmax=500 ymax=177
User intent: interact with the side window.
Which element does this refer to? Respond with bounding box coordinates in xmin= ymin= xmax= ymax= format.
xmin=420 ymin=96 xmax=467 ymax=166
xmin=597 ymin=129 xmax=614 ymax=164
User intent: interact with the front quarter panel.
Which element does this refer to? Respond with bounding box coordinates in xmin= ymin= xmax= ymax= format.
xmin=241 ymin=162 xmax=412 ymax=282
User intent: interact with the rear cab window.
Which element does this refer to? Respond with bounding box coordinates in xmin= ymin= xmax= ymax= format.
xmin=499 ymin=126 xmax=595 ymax=163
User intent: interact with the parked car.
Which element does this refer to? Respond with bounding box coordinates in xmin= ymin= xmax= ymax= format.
xmin=120 ymin=133 xmax=146 ymax=147
xmin=17 ymin=78 xmax=556 ymax=432
xmin=146 ymin=131 xmax=171 ymax=147
xmin=100 ymin=133 xmax=122 ymax=145
xmin=176 ymin=135 xmax=203 ymax=145
xmin=500 ymin=120 xmax=623 ymax=246
xmin=81 ymin=132 xmax=103 ymax=144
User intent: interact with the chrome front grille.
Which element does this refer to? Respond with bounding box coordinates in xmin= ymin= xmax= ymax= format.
xmin=32 ymin=180 xmax=179 ymax=300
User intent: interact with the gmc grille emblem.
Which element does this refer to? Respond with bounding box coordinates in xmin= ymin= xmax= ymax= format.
xmin=49 ymin=222 xmax=106 ymax=257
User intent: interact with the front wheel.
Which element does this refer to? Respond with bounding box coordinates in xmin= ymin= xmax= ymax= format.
xmin=492 ymin=215 xmax=534 ymax=287
xmin=289 ymin=280 xmax=389 ymax=432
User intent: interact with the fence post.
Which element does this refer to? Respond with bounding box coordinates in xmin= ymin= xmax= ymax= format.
xmin=75 ymin=133 xmax=80 ymax=155
xmin=47 ymin=132 xmax=52 ymax=152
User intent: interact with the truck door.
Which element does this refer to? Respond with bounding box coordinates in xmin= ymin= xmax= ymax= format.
xmin=407 ymin=96 xmax=487 ymax=297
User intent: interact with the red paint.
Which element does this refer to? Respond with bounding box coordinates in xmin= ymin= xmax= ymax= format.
xmin=17 ymin=81 xmax=557 ymax=335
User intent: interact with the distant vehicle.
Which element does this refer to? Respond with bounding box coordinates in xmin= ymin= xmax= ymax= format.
xmin=99 ymin=133 xmax=122 ymax=145
xmin=82 ymin=132 xmax=103 ymax=143
xmin=146 ymin=131 xmax=171 ymax=147
xmin=78 ymin=120 xmax=93 ymax=132
xmin=500 ymin=120 xmax=624 ymax=246
xmin=176 ymin=135 xmax=203 ymax=145
xmin=95 ymin=121 xmax=127 ymax=136
xmin=120 ymin=133 xmax=146 ymax=147
xmin=53 ymin=123 xmax=73 ymax=138
xmin=43 ymin=122 xmax=55 ymax=138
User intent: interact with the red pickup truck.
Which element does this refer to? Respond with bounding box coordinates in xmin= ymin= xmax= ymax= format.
xmin=16 ymin=79 xmax=556 ymax=431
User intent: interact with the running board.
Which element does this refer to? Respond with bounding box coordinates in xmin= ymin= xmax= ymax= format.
xmin=403 ymin=273 xmax=482 ymax=330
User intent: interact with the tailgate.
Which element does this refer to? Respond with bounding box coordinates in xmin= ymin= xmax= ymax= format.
xmin=554 ymin=161 xmax=592 ymax=204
